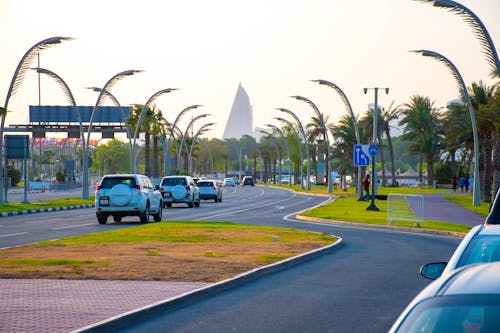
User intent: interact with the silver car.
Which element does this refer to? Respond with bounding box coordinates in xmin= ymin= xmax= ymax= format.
xmin=389 ymin=262 xmax=500 ymax=333
xmin=197 ymin=180 xmax=222 ymax=202
xmin=95 ymin=174 xmax=163 ymax=224
xmin=159 ymin=175 xmax=200 ymax=208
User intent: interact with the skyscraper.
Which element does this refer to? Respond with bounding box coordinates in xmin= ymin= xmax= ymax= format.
xmin=222 ymin=84 xmax=253 ymax=139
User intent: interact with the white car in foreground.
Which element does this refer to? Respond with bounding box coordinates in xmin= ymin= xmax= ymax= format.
xmin=95 ymin=174 xmax=163 ymax=224
xmin=389 ymin=262 xmax=500 ymax=332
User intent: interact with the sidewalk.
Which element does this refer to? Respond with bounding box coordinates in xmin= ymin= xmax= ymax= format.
xmin=422 ymin=193 xmax=484 ymax=226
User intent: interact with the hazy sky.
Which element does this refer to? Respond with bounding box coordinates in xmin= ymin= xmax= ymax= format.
xmin=1 ymin=0 xmax=499 ymax=140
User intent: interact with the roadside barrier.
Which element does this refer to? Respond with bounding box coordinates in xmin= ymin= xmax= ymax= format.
xmin=387 ymin=194 xmax=424 ymax=228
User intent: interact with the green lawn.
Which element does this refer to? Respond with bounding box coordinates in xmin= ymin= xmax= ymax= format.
xmin=0 ymin=197 xmax=94 ymax=213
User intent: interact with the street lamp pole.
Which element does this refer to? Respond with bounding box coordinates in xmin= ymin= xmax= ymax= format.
xmin=313 ymin=79 xmax=363 ymax=198
xmin=266 ymin=124 xmax=292 ymax=188
xmin=411 ymin=49 xmax=481 ymax=206
xmin=276 ymin=108 xmax=310 ymax=190
xmin=260 ymin=129 xmax=282 ymax=185
xmin=364 ymin=87 xmax=389 ymax=211
xmin=291 ymin=95 xmax=331 ymax=193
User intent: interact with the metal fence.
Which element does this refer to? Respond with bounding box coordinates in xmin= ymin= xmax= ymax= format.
xmin=387 ymin=194 xmax=424 ymax=228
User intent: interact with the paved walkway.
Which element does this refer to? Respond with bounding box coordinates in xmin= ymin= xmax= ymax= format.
xmin=422 ymin=193 xmax=485 ymax=226
xmin=0 ymin=279 xmax=209 ymax=333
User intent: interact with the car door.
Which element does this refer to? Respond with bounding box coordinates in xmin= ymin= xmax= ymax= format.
xmin=144 ymin=176 xmax=160 ymax=211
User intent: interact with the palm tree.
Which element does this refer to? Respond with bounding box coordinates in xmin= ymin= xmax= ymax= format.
xmin=468 ymin=80 xmax=498 ymax=201
xmin=128 ymin=104 xmax=156 ymax=176
xmin=399 ymin=95 xmax=444 ymax=185
xmin=307 ymin=114 xmax=330 ymax=185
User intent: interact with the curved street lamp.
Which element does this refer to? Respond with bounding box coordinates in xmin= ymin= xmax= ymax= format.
xmin=411 ymin=49 xmax=481 ymax=206
xmin=86 ymin=87 xmax=133 ymax=173
xmin=266 ymin=124 xmax=292 ymax=188
xmin=31 ymin=67 xmax=86 ymax=198
xmin=83 ymin=69 xmax=142 ymax=199
xmin=260 ymin=129 xmax=282 ymax=185
xmin=416 ymin=0 xmax=499 ymax=77
xmin=188 ymin=122 xmax=215 ymax=174
xmin=312 ymin=79 xmax=363 ymax=197
xmin=177 ymin=113 xmax=210 ymax=171
xmin=291 ymin=95 xmax=332 ymax=193
xmin=0 ymin=36 xmax=72 ymax=203
xmin=276 ymin=108 xmax=310 ymax=190
xmin=275 ymin=116 xmax=305 ymax=190
xmin=131 ymin=88 xmax=178 ymax=174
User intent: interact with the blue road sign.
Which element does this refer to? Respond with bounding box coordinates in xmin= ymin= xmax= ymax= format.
xmin=354 ymin=145 xmax=370 ymax=166
xmin=368 ymin=145 xmax=378 ymax=156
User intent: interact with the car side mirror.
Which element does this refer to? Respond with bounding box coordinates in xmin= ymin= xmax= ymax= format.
xmin=420 ymin=262 xmax=447 ymax=280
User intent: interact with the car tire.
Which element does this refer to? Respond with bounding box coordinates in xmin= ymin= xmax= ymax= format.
xmin=195 ymin=199 xmax=200 ymax=207
xmin=109 ymin=184 xmax=132 ymax=206
xmin=172 ymin=185 xmax=187 ymax=200
xmin=214 ymin=197 xmax=217 ymax=203
xmin=139 ymin=204 xmax=150 ymax=223
xmin=165 ymin=203 xmax=172 ymax=208
xmin=153 ymin=203 xmax=162 ymax=222
xmin=97 ymin=213 xmax=107 ymax=224
xmin=219 ymin=196 xmax=222 ymax=202
xmin=188 ymin=200 xmax=194 ymax=208
xmin=112 ymin=215 xmax=122 ymax=222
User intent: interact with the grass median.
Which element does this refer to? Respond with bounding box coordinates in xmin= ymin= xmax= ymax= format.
xmin=0 ymin=197 xmax=95 ymax=213
xmin=0 ymin=221 xmax=337 ymax=282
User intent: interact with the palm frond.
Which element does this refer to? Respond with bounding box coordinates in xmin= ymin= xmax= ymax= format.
xmin=32 ymin=67 xmax=76 ymax=106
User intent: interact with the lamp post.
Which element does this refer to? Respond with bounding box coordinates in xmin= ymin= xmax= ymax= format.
xmin=266 ymin=124 xmax=292 ymax=188
xmin=0 ymin=36 xmax=72 ymax=203
xmin=131 ymin=88 xmax=177 ymax=174
xmin=411 ymin=49 xmax=481 ymax=206
xmin=86 ymin=87 xmax=133 ymax=173
xmin=291 ymin=95 xmax=332 ymax=193
xmin=188 ymin=123 xmax=214 ymax=174
xmin=364 ymin=87 xmax=389 ymax=211
xmin=275 ymin=116 xmax=304 ymax=190
xmin=260 ymin=129 xmax=282 ymax=185
xmin=276 ymin=108 xmax=310 ymax=190
xmin=177 ymin=113 xmax=210 ymax=171
xmin=84 ymin=70 xmax=142 ymax=199
xmin=31 ymin=67 xmax=84 ymax=198
xmin=312 ymin=79 xmax=363 ymax=198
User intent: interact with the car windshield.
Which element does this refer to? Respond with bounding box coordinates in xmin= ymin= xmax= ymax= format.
xmin=197 ymin=181 xmax=213 ymax=187
xmin=457 ymin=235 xmax=500 ymax=268
xmin=162 ymin=178 xmax=187 ymax=186
xmin=396 ymin=296 xmax=500 ymax=333
xmin=100 ymin=177 xmax=136 ymax=189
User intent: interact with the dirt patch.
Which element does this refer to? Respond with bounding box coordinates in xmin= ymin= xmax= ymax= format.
xmin=0 ymin=224 xmax=335 ymax=282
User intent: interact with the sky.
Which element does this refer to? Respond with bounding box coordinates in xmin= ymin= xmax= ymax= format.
xmin=0 ymin=0 xmax=499 ymax=141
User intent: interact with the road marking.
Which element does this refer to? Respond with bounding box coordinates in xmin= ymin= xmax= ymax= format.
xmin=52 ymin=223 xmax=95 ymax=230
xmin=0 ymin=232 xmax=28 ymax=238
xmin=24 ymin=218 xmax=58 ymax=224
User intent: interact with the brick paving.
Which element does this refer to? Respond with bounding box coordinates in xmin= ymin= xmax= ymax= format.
xmin=0 ymin=279 xmax=209 ymax=333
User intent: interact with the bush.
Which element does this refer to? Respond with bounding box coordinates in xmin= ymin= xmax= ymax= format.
xmin=8 ymin=166 xmax=21 ymax=186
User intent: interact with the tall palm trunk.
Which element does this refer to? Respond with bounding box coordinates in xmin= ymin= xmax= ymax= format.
xmin=152 ymin=136 xmax=159 ymax=178
xmin=426 ymin=153 xmax=435 ymax=185
xmin=482 ymin=132 xmax=494 ymax=201
xmin=145 ymin=132 xmax=151 ymax=176
xmin=493 ymin=133 xmax=500 ymax=196
xmin=385 ymin=128 xmax=397 ymax=186
xmin=378 ymin=133 xmax=386 ymax=186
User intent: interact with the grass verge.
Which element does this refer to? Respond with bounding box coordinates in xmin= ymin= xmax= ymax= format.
xmin=0 ymin=197 xmax=94 ymax=213
xmin=0 ymin=221 xmax=337 ymax=282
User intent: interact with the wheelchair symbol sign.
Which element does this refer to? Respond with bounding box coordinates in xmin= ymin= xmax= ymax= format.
xmin=354 ymin=145 xmax=371 ymax=166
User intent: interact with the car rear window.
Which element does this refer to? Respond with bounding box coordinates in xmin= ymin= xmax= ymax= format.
xmin=162 ymin=177 xmax=187 ymax=186
xmin=197 ymin=181 xmax=213 ymax=187
xmin=100 ymin=177 xmax=136 ymax=189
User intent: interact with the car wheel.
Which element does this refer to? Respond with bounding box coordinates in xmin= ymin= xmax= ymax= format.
xmin=194 ymin=198 xmax=200 ymax=207
xmin=109 ymin=184 xmax=132 ymax=206
xmin=153 ymin=203 xmax=162 ymax=222
xmin=214 ymin=197 xmax=218 ymax=203
xmin=219 ymin=196 xmax=222 ymax=202
xmin=139 ymin=204 xmax=150 ymax=223
xmin=165 ymin=203 xmax=172 ymax=208
xmin=112 ymin=215 xmax=122 ymax=222
xmin=97 ymin=213 xmax=107 ymax=224
xmin=188 ymin=199 xmax=194 ymax=208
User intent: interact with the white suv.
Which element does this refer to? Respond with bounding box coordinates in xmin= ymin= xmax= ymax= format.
xmin=95 ymin=174 xmax=163 ymax=224
xmin=159 ymin=175 xmax=200 ymax=208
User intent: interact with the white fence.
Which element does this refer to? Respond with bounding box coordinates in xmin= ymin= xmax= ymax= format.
xmin=387 ymin=194 xmax=424 ymax=227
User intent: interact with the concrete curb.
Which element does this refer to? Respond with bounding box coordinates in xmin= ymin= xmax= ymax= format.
xmin=296 ymin=215 xmax=467 ymax=238
xmin=0 ymin=204 xmax=95 ymax=218
xmin=73 ymin=237 xmax=344 ymax=333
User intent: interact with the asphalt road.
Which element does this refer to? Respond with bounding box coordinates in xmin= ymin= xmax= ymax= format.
xmin=0 ymin=185 xmax=461 ymax=332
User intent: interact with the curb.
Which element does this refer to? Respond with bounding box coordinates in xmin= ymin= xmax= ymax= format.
xmin=296 ymin=215 xmax=467 ymax=238
xmin=0 ymin=204 xmax=95 ymax=218
xmin=73 ymin=237 xmax=344 ymax=333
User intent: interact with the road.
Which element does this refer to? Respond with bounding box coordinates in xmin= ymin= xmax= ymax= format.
xmin=0 ymin=185 xmax=460 ymax=332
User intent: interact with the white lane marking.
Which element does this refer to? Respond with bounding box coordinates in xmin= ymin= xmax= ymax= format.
xmin=24 ymin=218 xmax=59 ymax=224
xmin=0 ymin=232 xmax=28 ymax=238
xmin=52 ymin=223 xmax=95 ymax=230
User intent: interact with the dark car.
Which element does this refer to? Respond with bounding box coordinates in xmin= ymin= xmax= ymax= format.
xmin=241 ymin=176 xmax=254 ymax=186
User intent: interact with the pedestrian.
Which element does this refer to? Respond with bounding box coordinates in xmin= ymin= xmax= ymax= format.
xmin=362 ymin=174 xmax=370 ymax=201
xmin=451 ymin=175 xmax=458 ymax=191
xmin=459 ymin=177 xmax=465 ymax=192
xmin=464 ymin=177 xmax=470 ymax=192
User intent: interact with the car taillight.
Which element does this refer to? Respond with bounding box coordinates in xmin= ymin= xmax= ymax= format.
xmin=212 ymin=186 xmax=216 ymax=190
xmin=136 ymin=185 xmax=141 ymax=190
xmin=96 ymin=185 xmax=101 ymax=191
xmin=160 ymin=187 xmax=164 ymax=192
xmin=186 ymin=186 xmax=191 ymax=191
